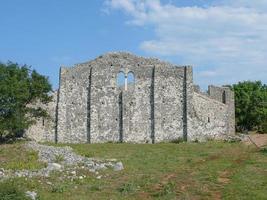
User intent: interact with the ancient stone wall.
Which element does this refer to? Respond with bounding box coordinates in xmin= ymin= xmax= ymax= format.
xmin=188 ymin=86 xmax=235 ymax=141
xmin=25 ymin=91 xmax=57 ymax=142
xmin=25 ymin=52 xmax=235 ymax=143
xmin=56 ymin=53 xmax=190 ymax=143
xmin=208 ymin=85 xmax=235 ymax=135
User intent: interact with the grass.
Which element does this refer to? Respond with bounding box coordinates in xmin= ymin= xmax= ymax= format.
xmin=0 ymin=180 xmax=31 ymax=200
xmin=54 ymin=154 xmax=65 ymax=163
xmin=0 ymin=142 xmax=46 ymax=170
xmin=0 ymin=141 xmax=267 ymax=199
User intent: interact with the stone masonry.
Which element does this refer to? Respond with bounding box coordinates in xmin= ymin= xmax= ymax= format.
xmin=25 ymin=52 xmax=235 ymax=143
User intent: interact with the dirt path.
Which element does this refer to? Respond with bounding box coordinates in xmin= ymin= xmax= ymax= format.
xmin=243 ymin=134 xmax=267 ymax=148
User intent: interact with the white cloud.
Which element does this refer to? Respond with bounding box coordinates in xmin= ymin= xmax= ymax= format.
xmin=104 ymin=0 xmax=267 ymax=88
xmin=218 ymin=0 xmax=267 ymax=12
xmin=199 ymin=70 xmax=219 ymax=78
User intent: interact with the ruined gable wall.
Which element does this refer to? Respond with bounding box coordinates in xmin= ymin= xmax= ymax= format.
xmin=56 ymin=52 xmax=189 ymax=143
xmin=27 ymin=52 xmax=235 ymax=144
xmin=88 ymin=53 xmax=187 ymax=143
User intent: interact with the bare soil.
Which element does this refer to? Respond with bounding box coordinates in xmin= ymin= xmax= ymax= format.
xmin=243 ymin=134 xmax=267 ymax=147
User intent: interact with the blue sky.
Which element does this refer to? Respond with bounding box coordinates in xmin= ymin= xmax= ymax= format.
xmin=1 ymin=0 xmax=266 ymax=90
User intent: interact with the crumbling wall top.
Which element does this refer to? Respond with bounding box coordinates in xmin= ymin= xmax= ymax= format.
xmin=61 ymin=52 xmax=190 ymax=77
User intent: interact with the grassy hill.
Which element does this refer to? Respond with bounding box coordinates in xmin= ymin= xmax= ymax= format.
xmin=0 ymin=141 xmax=267 ymax=200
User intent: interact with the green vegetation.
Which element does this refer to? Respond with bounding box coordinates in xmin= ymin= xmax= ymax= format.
xmin=0 ymin=62 xmax=52 ymax=142
xmin=231 ymin=81 xmax=267 ymax=133
xmin=1 ymin=142 xmax=266 ymax=199
xmin=54 ymin=154 xmax=65 ymax=163
xmin=0 ymin=180 xmax=30 ymax=200
xmin=0 ymin=142 xmax=46 ymax=170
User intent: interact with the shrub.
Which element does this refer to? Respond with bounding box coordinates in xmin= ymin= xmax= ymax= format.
xmin=259 ymin=121 xmax=267 ymax=134
xmin=232 ymin=81 xmax=267 ymax=133
xmin=260 ymin=147 xmax=267 ymax=155
xmin=0 ymin=62 xmax=52 ymax=142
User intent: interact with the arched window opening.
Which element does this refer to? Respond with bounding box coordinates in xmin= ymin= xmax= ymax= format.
xmin=222 ymin=91 xmax=226 ymax=104
xmin=117 ymin=71 xmax=125 ymax=88
xmin=127 ymin=72 xmax=135 ymax=85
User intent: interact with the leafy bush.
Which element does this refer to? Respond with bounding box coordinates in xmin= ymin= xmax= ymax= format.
xmin=260 ymin=147 xmax=267 ymax=155
xmin=231 ymin=81 xmax=267 ymax=133
xmin=259 ymin=121 xmax=267 ymax=134
xmin=0 ymin=62 xmax=52 ymax=142
xmin=0 ymin=180 xmax=30 ymax=200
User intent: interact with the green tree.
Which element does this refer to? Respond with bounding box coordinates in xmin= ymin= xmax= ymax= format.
xmin=0 ymin=62 xmax=52 ymax=141
xmin=232 ymin=81 xmax=267 ymax=133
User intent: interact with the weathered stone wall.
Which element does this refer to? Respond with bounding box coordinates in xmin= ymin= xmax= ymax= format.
xmin=25 ymin=91 xmax=57 ymax=142
xmin=188 ymin=92 xmax=229 ymax=141
xmin=25 ymin=52 xmax=235 ymax=143
xmin=188 ymin=86 xmax=235 ymax=141
xmin=208 ymin=85 xmax=235 ymax=135
xmin=56 ymin=66 xmax=91 ymax=143
xmin=154 ymin=67 xmax=184 ymax=142
xmin=56 ymin=52 xmax=189 ymax=143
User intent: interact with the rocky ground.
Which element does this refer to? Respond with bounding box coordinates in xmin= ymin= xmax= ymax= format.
xmin=0 ymin=141 xmax=123 ymax=181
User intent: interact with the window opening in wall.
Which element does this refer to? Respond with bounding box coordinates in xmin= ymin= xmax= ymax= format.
xmin=126 ymin=71 xmax=135 ymax=91
xmin=42 ymin=118 xmax=45 ymax=126
xmin=127 ymin=72 xmax=135 ymax=85
xmin=117 ymin=71 xmax=125 ymax=89
xmin=208 ymin=117 xmax=210 ymax=123
xmin=222 ymin=91 xmax=226 ymax=104
xmin=117 ymin=71 xmax=136 ymax=91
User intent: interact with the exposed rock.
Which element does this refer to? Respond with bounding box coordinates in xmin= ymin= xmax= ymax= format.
xmin=70 ymin=171 xmax=76 ymax=175
xmin=0 ymin=168 xmax=4 ymax=177
xmin=26 ymin=142 xmax=84 ymax=165
xmin=113 ymin=162 xmax=124 ymax=171
xmin=223 ymin=135 xmax=242 ymax=143
xmin=47 ymin=163 xmax=62 ymax=171
xmin=25 ymin=191 xmax=37 ymax=200
xmin=0 ymin=142 xmax=123 ymax=181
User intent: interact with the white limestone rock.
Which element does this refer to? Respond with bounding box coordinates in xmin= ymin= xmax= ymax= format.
xmin=113 ymin=162 xmax=124 ymax=171
xmin=25 ymin=191 xmax=37 ymax=200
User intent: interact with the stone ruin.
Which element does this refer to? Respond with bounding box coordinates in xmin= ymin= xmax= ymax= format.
xmin=26 ymin=52 xmax=235 ymax=143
